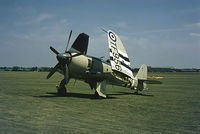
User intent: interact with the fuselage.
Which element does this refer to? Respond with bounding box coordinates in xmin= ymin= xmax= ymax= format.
xmin=68 ymin=53 xmax=134 ymax=88
xmin=47 ymin=30 xmax=148 ymax=98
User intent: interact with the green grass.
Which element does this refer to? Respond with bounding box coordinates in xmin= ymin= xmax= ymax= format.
xmin=0 ymin=71 xmax=200 ymax=134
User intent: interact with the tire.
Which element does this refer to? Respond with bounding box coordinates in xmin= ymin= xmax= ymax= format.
xmin=57 ymin=86 xmax=67 ymax=96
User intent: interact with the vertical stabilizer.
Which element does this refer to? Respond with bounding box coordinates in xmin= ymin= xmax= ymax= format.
xmin=136 ymin=64 xmax=147 ymax=80
xmin=133 ymin=64 xmax=148 ymax=91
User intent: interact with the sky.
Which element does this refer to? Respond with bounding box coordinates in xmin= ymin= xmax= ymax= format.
xmin=0 ymin=0 xmax=200 ymax=68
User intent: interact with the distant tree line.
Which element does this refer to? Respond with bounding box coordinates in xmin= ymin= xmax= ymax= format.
xmin=0 ymin=66 xmax=52 ymax=72
xmin=132 ymin=66 xmax=200 ymax=72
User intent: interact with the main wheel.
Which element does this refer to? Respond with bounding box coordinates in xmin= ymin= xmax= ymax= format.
xmin=57 ymin=86 xmax=67 ymax=96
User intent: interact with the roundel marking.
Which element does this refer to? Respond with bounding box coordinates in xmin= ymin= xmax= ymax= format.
xmin=109 ymin=32 xmax=117 ymax=42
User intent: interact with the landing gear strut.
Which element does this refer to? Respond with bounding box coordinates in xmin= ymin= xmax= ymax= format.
xmin=94 ymin=91 xmax=106 ymax=99
xmin=131 ymin=87 xmax=139 ymax=95
xmin=57 ymin=79 xmax=67 ymax=96
xmin=133 ymin=90 xmax=139 ymax=95
xmin=94 ymin=91 xmax=99 ymax=98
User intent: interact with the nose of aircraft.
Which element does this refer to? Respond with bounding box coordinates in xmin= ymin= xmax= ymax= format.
xmin=56 ymin=53 xmax=70 ymax=64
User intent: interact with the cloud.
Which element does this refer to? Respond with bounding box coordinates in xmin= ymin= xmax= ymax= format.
xmin=13 ymin=18 xmax=69 ymax=41
xmin=130 ymin=21 xmax=200 ymax=35
xmin=26 ymin=13 xmax=55 ymax=24
xmin=184 ymin=22 xmax=200 ymax=28
xmin=88 ymin=33 xmax=107 ymax=58
xmin=108 ymin=22 xmax=127 ymax=29
xmin=4 ymin=18 xmax=71 ymax=67
xmin=179 ymin=7 xmax=200 ymax=14
xmin=190 ymin=33 xmax=200 ymax=37
xmin=114 ymin=22 xmax=127 ymax=28
xmin=60 ymin=19 xmax=68 ymax=25
xmin=131 ymin=27 xmax=190 ymax=35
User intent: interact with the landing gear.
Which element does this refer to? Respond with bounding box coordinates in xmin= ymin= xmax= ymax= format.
xmin=94 ymin=91 xmax=106 ymax=99
xmin=94 ymin=91 xmax=100 ymax=98
xmin=57 ymin=86 xmax=66 ymax=96
xmin=57 ymin=79 xmax=67 ymax=96
xmin=133 ymin=90 xmax=139 ymax=95
xmin=131 ymin=88 xmax=139 ymax=95
xmin=132 ymin=88 xmax=144 ymax=95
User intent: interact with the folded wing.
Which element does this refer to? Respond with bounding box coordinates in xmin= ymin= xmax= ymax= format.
xmin=107 ymin=30 xmax=133 ymax=78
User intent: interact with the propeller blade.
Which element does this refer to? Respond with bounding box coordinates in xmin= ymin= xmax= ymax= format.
xmin=63 ymin=64 xmax=69 ymax=84
xmin=65 ymin=30 xmax=72 ymax=52
xmin=50 ymin=46 xmax=59 ymax=55
xmin=46 ymin=63 xmax=60 ymax=79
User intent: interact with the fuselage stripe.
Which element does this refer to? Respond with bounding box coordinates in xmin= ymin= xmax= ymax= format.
xmin=119 ymin=53 xmax=130 ymax=62
xmin=110 ymin=56 xmax=132 ymax=71
xmin=109 ymin=48 xmax=130 ymax=62
xmin=121 ymin=62 xmax=132 ymax=72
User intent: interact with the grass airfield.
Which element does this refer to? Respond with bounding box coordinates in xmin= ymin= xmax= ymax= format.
xmin=0 ymin=71 xmax=199 ymax=134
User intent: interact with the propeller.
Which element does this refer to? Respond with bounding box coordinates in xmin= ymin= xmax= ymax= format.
xmin=50 ymin=46 xmax=59 ymax=55
xmin=47 ymin=46 xmax=71 ymax=82
xmin=65 ymin=30 xmax=72 ymax=53
xmin=47 ymin=63 xmax=60 ymax=79
xmin=47 ymin=30 xmax=81 ymax=87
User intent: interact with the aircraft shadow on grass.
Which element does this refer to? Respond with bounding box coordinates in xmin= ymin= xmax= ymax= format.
xmin=33 ymin=90 xmax=153 ymax=99
xmin=33 ymin=92 xmax=117 ymax=99
xmin=108 ymin=91 xmax=154 ymax=97
xmin=33 ymin=92 xmax=116 ymax=99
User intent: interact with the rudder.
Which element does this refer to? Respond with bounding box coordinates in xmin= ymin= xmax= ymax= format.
xmin=134 ymin=64 xmax=148 ymax=91
xmin=136 ymin=64 xmax=147 ymax=80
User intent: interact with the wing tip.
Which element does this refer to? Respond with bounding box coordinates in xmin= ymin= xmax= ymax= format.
xmin=101 ymin=27 xmax=108 ymax=33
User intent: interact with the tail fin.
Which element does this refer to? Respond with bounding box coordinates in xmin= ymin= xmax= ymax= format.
xmin=134 ymin=64 xmax=148 ymax=91
xmin=136 ymin=64 xmax=147 ymax=80
xmin=69 ymin=33 xmax=89 ymax=54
